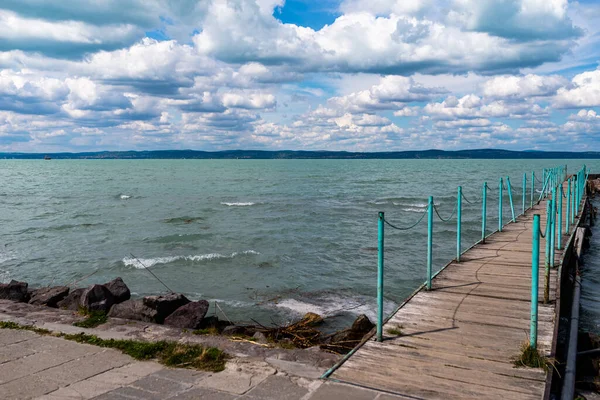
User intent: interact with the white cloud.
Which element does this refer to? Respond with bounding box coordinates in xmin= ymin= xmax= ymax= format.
xmin=481 ymin=74 xmax=568 ymax=99
xmin=554 ymin=68 xmax=600 ymax=108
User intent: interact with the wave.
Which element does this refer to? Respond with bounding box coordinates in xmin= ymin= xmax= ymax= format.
xmin=123 ymin=250 xmax=260 ymax=269
xmin=221 ymin=202 xmax=256 ymax=207
xmin=119 ymin=195 xmax=131 ymax=200
xmin=0 ymin=270 xmax=10 ymax=284
xmin=274 ymin=294 xmax=396 ymax=322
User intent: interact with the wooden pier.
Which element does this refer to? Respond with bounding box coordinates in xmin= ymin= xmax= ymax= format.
xmin=328 ymin=181 xmax=581 ymax=399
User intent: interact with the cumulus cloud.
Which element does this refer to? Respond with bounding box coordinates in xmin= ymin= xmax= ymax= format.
xmin=481 ymin=74 xmax=568 ymax=99
xmin=193 ymin=0 xmax=576 ymax=75
xmin=554 ymin=68 xmax=600 ymax=108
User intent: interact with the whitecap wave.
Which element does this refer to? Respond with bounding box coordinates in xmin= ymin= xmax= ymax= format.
xmin=221 ymin=202 xmax=256 ymax=207
xmin=123 ymin=250 xmax=260 ymax=269
xmin=275 ymin=294 xmax=396 ymax=322
xmin=0 ymin=269 xmax=10 ymax=283
xmin=401 ymin=207 xmax=427 ymax=212
xmin=120 ymin=195 xmax=131 ymax=200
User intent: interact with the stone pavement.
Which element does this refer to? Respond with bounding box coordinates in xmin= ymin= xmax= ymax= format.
xmin=0 ymin=328 xmax=404 ymax=400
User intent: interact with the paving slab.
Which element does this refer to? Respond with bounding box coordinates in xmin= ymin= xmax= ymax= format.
xmin=0 ymin=329 xmax=38 ymax=345
xmin=308 ymin=382 xmax=378 ymax=400
xmin=169 ymin=387 xmax=238 ymax=400
xmin=129 ymin=373 xmax=193 ymax=396
xmin=244 ymin=375 xmax=309 ymax=400
xmin=0 ymin=374 xmax=60 ymax=400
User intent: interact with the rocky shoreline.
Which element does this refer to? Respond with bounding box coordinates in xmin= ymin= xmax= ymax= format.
xmin=0 ymin=277 xmax=375 ymax=355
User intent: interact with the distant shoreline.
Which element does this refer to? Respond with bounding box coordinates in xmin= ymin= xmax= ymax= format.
xmin=2 ymin=149 xmax=600 ymax=160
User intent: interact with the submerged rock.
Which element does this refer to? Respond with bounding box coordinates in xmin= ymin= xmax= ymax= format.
xmin=0 ymin=280 xmax=29 ymax=302
xmin=164 ymin=300 xmax=210 ymax=329
xmin=57 ymin=288 xmax=85 ymax=310
xmin=142 ymin=293 xmax=190 ymax=324
xmin=80 ymin=284 xmax=115 ymax=312
xmin=28 ymin=286 xmax=69 ymax=308
xmin=103 ymin=277 xmax=130 ymax=304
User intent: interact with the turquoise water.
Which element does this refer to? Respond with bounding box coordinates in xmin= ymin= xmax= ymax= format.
xmin=1 ymin=159 xmax=598 ymax=329
xmin=580 ymin=196 xmax=600 ymax=334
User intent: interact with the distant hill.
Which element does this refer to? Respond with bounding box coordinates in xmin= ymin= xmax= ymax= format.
xmin=2 ymin=149 xmax=600 ymax=160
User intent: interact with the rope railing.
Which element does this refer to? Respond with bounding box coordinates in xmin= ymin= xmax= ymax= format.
xmin=375 ymin=163 xmax=575 ymax=343
xmin=528 ymin=163 xmax=586 ymax=351
xmin=383 ymin=208 xmax=428 ymax=231
xmin=433 ymin=203 xmax=457 ymax=222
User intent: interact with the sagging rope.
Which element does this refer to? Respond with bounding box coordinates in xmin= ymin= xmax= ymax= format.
xmin=433 ymin=202 xmax=457 ymax=222
xmin=384 ymin=206 xmax=428 ymax=231
xmin=460 ymin=191 xmax=481 ymax=204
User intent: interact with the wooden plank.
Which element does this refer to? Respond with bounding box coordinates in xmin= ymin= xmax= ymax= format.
xmin=330 ymin=190 xmax=576 ymax=399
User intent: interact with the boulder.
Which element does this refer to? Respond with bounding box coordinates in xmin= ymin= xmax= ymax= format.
xmin=28 ymin=286 xmax=69 ymax=307
xmin=222 ymin=325 xmax=249 ymax=336
xmin=142 ymin=293 xmax=190 ymax=324
xmin=0 ymin=280 xmax=29 ymax=302
xmin=80 ymin=284 xmax=115 ymax=312
xmin=322 ymin=314 xmax=375 ymax=354
xmin=164 ymin=300 xmax=209 ymax=329
xmin=57 ymin=288 xmax=85 ymax=310
xmin=108 ymin=299 xmax=152 ymax=322
xmin=351 ymin=314 xmax=375 ymax=333
xmin=103 ymin=277 xmax=130 ymax=304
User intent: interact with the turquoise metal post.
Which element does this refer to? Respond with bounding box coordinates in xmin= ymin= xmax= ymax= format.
xmin=550 ymin=188 xmax=556 ymax=268
xmin=457 ymin=186 xmax=462 ymax=262
xmin=575 ymin=175 xmax=579 ymax=216
xmin=523 ymin=173 xmax=526 ymax=214
xmin=482 ymin=182 xmax=487 ymax=243
xmin=544 ymin=201 xmax=551 ymax=303
xmin=566 ymin=178 xmax=570 ymax=234
xmin=573 ymin=176 xmax=577 ymax=222
xmin=530 ymin=214 xmax=540 ymax=349
xmin=377 ymin=212 xmax=384 ymax=342
xmin=557 ymin=185 xmax=563 ymax=250
xmin=506 ymin=177 xmax=516 ymax=222
xmin=531 ymin=171 xmax=535 ymax=208
xmin=426 ymin=196 xmax=433 ymax=290
xmin=499 ymin=177 xmax=503 ymax=232
xmin=542 ymin=169 xmax=546 ymax=195
xmin=545 ymin=201 xmax=551 ymax=270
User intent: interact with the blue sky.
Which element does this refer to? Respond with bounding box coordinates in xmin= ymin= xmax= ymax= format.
xmin=0 ymin=0 xmax=599 ymax=152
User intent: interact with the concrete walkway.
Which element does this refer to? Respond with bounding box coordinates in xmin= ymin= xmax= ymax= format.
xmin=0 ymin=328 xmax=403 ymax=400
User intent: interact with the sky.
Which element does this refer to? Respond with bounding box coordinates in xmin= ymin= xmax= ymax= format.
xmin=0 ymin=0 xmax=600 ymax=152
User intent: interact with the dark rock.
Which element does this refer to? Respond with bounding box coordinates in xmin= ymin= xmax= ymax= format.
xmin=28 ymin=286 xmax=69 ymax=307
xmin=351 ymin=314 xmax=375 ymax=333
xmin=0 ymin=280 xmax=29 ymax=302
xmin=322 ymin=314 xmax=375 ymax=354
xmin=197 ymin=316 xmax=232 ymax=332
xmin=80 ymin=284 xmax=115 ymax=312
xmin=103 ymin=277 xmax=130 ymax=304
xmin=142 ymin=293 xmax=190 ymax=324
xmin=57 ymin=288 xmax=85 ymax=310
xmin=164 ymin=300 xmax=209 ymax=329
xmin=108 ymin=299 xmax=152 ymax=322
xmin=222 ymin=325 xmax=249 ymax=336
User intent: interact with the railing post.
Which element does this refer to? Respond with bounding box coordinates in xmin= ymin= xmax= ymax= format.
xmin=506 ymin=177 xmax=516 ymax=222
xmin=377 ymin=212 xmax=384 ymax=342
xmin=531 ymin=171 xmax=535 ymax=209
xmin=566 ymin=178 xmax=570 ymax=234
xmin=575 ymin=175 xmax=579 ymax=216
xmin=558 ymin=184 xmax=563 ymax=250
xmin=544 ymin=201 xmax=551 ymax=304
xmin=523 ymin=173 xmax=526 ymax=214
xmin=427 ymin=196 xmax=433 ymax=290
xmin=482 ymin=182 xmax=487 ymax=243
xmin=499 ymin=177 xmax=503 ymax=232
xmin=457 ymin=186 xmax=462 ymax=262
xmin=531 ymin=214 xmax=540 ymax=349
xmin=542 ymin=169 xmax=546 ymax=194
xmin=550 ymin=188 xmax=556 ymax=268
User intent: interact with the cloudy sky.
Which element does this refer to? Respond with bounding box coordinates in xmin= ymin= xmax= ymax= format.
xmin=1 ymin=0 xmax=599 ymax=152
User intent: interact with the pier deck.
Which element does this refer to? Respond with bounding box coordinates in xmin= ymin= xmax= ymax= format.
xmin=329 ymin=186 xmax=577 ymax=399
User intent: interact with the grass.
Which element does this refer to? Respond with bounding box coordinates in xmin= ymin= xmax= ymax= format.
xmin=192 ymin=327 xmax=219 ymax=336
xmin=73 ymin=310 xmax=108 ymax=328
xmin=0 ymin=321 xmax=227 ymax=372
xmin=513 ymin=343 xmax=555 ymax=372
xmin=387 ymin=324 xmax=404 ymax=336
